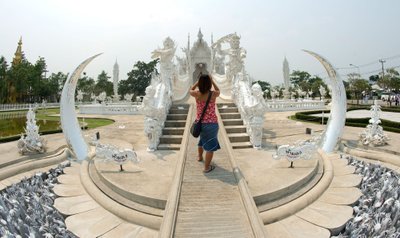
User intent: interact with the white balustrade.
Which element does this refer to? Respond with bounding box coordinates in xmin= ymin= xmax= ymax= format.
xmin=79 ymin=104 xmax=141 ymax=115
xmin=0 ymin=103 xmax=60 ymax=111
xmin=264 ymin=100 xmax=325 ymax=112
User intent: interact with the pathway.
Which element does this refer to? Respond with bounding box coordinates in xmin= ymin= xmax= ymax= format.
xmin=173 ymin=111 xmax=256 ymax=237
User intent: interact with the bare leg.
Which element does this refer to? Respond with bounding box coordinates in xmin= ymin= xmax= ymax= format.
xmin=204 ymin=151 xmax=214 ymax=170
xmin=197 ymin=146 xmax=204 ymax=161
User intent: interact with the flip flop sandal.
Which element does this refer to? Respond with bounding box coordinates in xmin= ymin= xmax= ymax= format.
xmin=203 ymin=165 xmax=215 ymax=173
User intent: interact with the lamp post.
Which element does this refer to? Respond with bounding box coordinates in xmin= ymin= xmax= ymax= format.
xmin=379 ymin=59 xmax=386 ymax=78
xmin=349 ymin=64 xmax=360 ymax=76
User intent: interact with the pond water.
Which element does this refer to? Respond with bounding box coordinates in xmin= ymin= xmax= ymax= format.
xmin=0 ymin=117 xmax=60 ymax=138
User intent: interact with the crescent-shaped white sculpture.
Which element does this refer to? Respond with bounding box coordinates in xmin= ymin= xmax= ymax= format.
xmin=303 ymin=50 xmax=347 ymax=153
xmin=60 ymin=54 xmax=102 ymax=161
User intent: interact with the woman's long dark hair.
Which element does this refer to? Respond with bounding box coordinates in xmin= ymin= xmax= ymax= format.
xmin=198 ymin=74 xmax=212 ymax=94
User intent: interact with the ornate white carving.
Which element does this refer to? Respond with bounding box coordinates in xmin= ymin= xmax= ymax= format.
xmin=359 ymin=100 xmax=389 ymax=146
xmin=212 ymin=33 xmax=246 ymax=100
xmin=91 ymin=138 xmax=139 ymax=171
xmin=17 ymin=106 xmax=47 ymax=154
xmin=212 ymin=33 xmax=246 ymax=83
xmin=233 ymin=72 xmax=267 ymax=149
xmin=124 ymin=93 xmax=133 ymax=102
xmin=273 ymin=141 xmax=317 ymax=167
xmin=140 ymin=39 xmax=175 ymax=151
xmin=76 ymin=90 xmax=84 ymax=103
xmin=273 ymin=134 xmax=320 ymax=167
xmin=97 ymin=92 xmax=107 ymax=103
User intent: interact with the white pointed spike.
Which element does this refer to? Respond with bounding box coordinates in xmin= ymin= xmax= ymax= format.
xmin=60 ymin=53 xmax=102 ymax=161
xmin=303 ymin=50 xmax=347 ymax=152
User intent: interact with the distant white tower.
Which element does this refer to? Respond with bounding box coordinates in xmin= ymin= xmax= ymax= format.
xmin=113 ymin=59 xmax=119 ymax=101
xmin=283 ymin=57 xmax=291 ymax=99
xmin=283 ymin=57 xmax=290 ymax=89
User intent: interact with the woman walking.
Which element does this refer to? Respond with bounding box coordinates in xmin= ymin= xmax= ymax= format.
xmin=190 ymin=74 xmax=221 ymax=173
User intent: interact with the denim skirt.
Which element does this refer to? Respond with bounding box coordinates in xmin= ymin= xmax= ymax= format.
xmin=197 ymin=123 xmax=221 ymax=152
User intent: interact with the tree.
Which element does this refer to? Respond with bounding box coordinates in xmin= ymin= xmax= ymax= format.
xmin=290 ymin=70 xmax=311 ymax=88
xmin=94 ymin=71 xmax=113 ymax=96
xmin=48 ymin=72 xmax=68 ymax=102
xmin=7 ymin=56 xmax=33 ymax=103
xmin=31 ymin=57 xmax=47 ymax=102
xmin=378 ymin=68 xmax=400 ymax=92
xmin=369 ymin=75 xmax=379 ymax=82
xmin=347 ymin=73 xmax=371 ymax=104
xmin=119 ymin=59 xmax=159 ymax=97
xmin=290 ymin=70 xmax=328 ymax=98
xmin=386 ymin=68 xmax=400 ymax=93
xmin=0 ymin=56 xmax=8 ymax=103
xmin=77 ymin=72 xmax=95 ymax=101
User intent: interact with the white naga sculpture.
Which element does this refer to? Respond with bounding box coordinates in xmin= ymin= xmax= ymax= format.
xmin=140 ymin=53 xmax=172 ymax=151
xmin=233 ymin=72 xmax=267 ymax=149
xmin=17 ymin=106 xmax=47 ymax=154
xmin=359 ymin=100 xmax=389 ymax=146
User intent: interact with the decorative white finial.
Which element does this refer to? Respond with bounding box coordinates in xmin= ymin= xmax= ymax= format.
xmin=359 ymin=100 xmax=389 ymax=146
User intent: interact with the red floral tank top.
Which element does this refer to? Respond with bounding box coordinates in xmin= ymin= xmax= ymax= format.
xmin=196 ymin=98 xmax=218 ymax=123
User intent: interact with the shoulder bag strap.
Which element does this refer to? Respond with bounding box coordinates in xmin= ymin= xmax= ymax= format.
xmin=198 ymin=91 xmax=213 ymax=123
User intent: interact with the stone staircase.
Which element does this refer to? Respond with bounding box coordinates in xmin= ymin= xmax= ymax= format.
xmin=218 ymin=103 xmax=253 ymax=149
xmin=158 ymin=104 xmax=189 ymax=150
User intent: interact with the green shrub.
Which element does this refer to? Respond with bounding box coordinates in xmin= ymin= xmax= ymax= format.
xmin=293 ymin=109 xmax=400 ymax=133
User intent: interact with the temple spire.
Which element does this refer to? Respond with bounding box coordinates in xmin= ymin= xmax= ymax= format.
xmin=12 ymin=36 xmax=23 ymax=66
xmin=283 ymin=56 xmax=290 ymax=89
xmin=113 ymin=58 xmax=119 ymax=99
xmin=197 ymin=28 xmax=203 ymax=42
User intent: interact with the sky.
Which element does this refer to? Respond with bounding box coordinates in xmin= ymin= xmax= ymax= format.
xmin=1 ymin=0 xmax=400 ymax=85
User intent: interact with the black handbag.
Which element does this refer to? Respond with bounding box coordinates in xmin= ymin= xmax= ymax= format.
xmin=190 ymin=91 xmax=213 ymax=138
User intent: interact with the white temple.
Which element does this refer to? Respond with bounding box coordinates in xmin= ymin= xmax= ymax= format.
xmin=171 ymin=29 xmax=247 ymax=101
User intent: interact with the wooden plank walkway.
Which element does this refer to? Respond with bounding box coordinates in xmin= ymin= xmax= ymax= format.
xmin=173 ymin=130 xmax=255 ymax=237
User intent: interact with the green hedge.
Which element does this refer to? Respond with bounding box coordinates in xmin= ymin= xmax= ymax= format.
xmin=293 ymin=109 xmax=400 ymax=133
